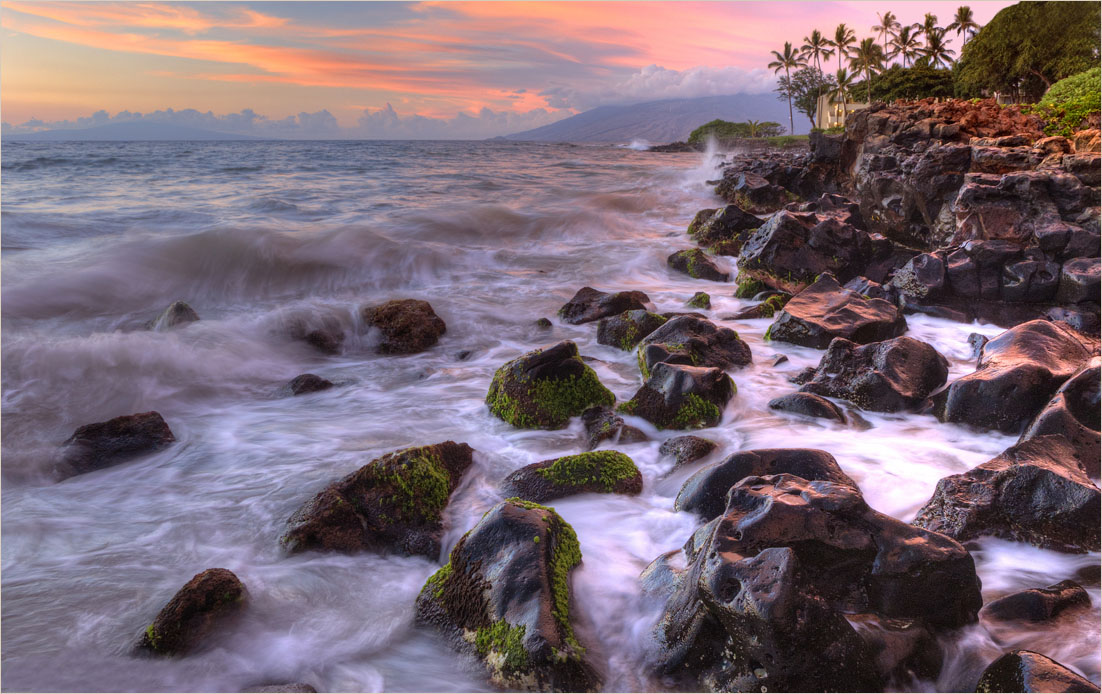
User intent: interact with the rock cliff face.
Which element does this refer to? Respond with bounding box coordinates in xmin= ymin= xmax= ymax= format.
xmin=708 ymin=98 xmax=1100 ymax=331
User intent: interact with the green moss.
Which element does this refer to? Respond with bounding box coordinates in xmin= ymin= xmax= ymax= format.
xmin=616 ymin=399 xmax=637 ymax=416
xmin=546 ymin=514 xmax=584 ymax=654
xmin=475 ymin=619 xmax=530 ymax=674
xmin=759 ymin=295 xmax=788 ymax=319
xmin=144 ymin=623 xmax=162 ymax=652
xmin=505 ymin=496 xmax=554 ymax=512
xmin=486 ymin=357 xmax=614 ymax=429
xmin=533 ymin=536 xmax=540 ymax=543
xmin=377 ymin=450 xmax=451 ymax=520
xmin=424 ymin=562 xmax=453 ymax=599
xmin=537 ymin=451 xmax=639 ymax=492
xmin=764 ymin=323 xmax=774 ymax=341
xmin=669 ymin=393 xmax=722 ymax=430
xmin=734 ymin=275 xmax=766 ymax=299
xmin=619 ymin=324 xmax=639 ymax=352
xmin=636 ymin=348 xmax=650 ymax=380
xmin=688 ymin=292 xmax=711 ymax=309
xmin=733 ymin=192 xmax=753 ymax=212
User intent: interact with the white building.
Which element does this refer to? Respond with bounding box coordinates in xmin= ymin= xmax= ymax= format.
xmin=815 ymin=93 xmax=869 ymax=130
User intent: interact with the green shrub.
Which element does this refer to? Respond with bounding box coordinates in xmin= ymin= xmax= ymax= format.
xmin=1029 ymin=67 xmax=1101 ymax=136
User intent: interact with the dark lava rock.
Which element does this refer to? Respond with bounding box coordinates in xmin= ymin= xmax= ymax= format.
xmin=687 ymin=205 xmax=761 ymax=251
xmin=845 ymin=275 xmax=900 ymax=303
xmin=619 ymin=362 xmax=735 ymax=430
xmin=767 ymin=273 xmax=907 ymax=349
xmin=667 ymin=249 xmax=730 ymax=282
xmin=772 ymin=354 xmax=789 ymax=366
xmin=558 ymin=286 xmax=651 ymax=325
xmin=415 ymin=499 xmax=601 ymax=692
xmin=55 ymin=411 xmax=175 ymax=480
xmin=798 ymin=336 xmax=950 ymax=412
xmin=486 ymin=341 xmax=614 ymax=430
xmin=891 ymin=252 xmax=948 ymax=301
xmin=687 ymin=291 xmax=711 ymax=309
xmin=658 ymin=435 xmax=717 ymax=470
xmin=935 ymin=319 xmax=1093 ymax=433
xmin=1057 ymin=258 xmax=1101 ymax=304
xmin=913 ymin=435 xmax=1101 ymax=553
xmin=736 ymin=210 xmax=874 ymax=294
xmin=281 ymin=441 xmax=475 ymax=558
xmin=674 ymin=449 xmax=857 ymax=521
xmin=768 ymin=392 xmax=847 ymax=422
xmin=718 ymin=171 xmax=790 ymax=214
xmin=595 ymin=310 xmax=667 ymax=352
xmin=969 ymin=333 xmax=990 ymax=361
xmin=1019 ymin=358 xmax=1101 ymax=476
xmin=975 ymin=650 xmax=1097 ymax=693
xmin=149 ymin=301 xmax=199 ymax=330
xmin=535 ymin=317 xmax=553 ymax=329
xmin=361 ymin=299 xmax=446 ymax=354
xmin=285 ymin=374 xmax=334 ymax=396
xmin=136 ymin=568 xmax=246 ymax=657
xmin=638 ymin=315 xmax=752 ymax=378
xmin=501 ymin=450 xmax=643 ymax=503
xmin=654 ymin=474 xmax=982 ymax=691
xmin=581 ymin=406 xmax=647 ymax=450
xmin=1046 ymin=307 xmax=1102 ymax=338
xmin=980 ymin=580 xmax=1091 ymax=624
xmin=729 ymin=294 xmax=788 ymax=320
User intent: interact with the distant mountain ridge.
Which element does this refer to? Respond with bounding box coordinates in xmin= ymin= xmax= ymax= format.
xmin=3 ymin=121 xmax=267 ymax=141
xmin=502 ymin=94 xmax=793 ymax=143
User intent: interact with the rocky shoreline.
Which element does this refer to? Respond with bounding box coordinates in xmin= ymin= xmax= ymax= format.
xmin=46 ymin=98 xmax=1100 ymax=693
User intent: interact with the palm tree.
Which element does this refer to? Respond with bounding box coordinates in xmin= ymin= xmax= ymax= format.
xmin=872 ymin=11 xmax=900 ymax=58
xmin=919 ymin=13 xmax=940 ymax=40
xmin=768 ymin=41 xmax=805 ymax=135
xmin=850 ymin=37 xmax=886 ymax=103
xmin=746 ymin=119 xmax=762 ymax=137
xmin=801 ymin=29 xmax=835 ymax=107
xmin=832 ymin=23 xmax=857 ymax=71
xmin=890 ymin=25 xmax=923 ymax=67
xmin=947 ymin=6 xmax=979 ymax=46
xmin=921 ymin=27 xmax=957 ymax=68
xmin=831 ymin=68 xmax=856 ymax=123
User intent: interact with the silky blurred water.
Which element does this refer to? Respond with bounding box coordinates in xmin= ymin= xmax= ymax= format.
xmin=2 ymin=139 xmax=1098 ymax=692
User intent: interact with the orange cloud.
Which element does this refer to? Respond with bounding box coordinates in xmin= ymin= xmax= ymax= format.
xmin=1 ymin=1 xmax=288 ymax=32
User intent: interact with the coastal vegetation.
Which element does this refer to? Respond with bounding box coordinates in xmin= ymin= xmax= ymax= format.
xmin=686 ymin=118 xmax=784 ymax=145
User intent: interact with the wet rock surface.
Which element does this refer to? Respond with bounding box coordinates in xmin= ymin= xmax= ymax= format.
xmin=415 ymin=499 xmax=601 ymax=692
xmin=798 ymin=336 xmax=949 ymax=412
xmin=767 ymin=391 xmax=847 ymax=422
xmin=558 ymin=286 xmax=651 ymax=325
xmin=148 ymin=300 xmax=199 ymax=331
xmin=486 ymin=341 xmax=615 ymax=430
xmin=596 ymin=310 xmax=667 ymax=351
xmin=975 ymin=650 xmax=1097 ymax=693
xmin=1018 ymin=357 xmax=1101 ymax=476
xmin=667 ymin=249 xmax=730 ymax=282
xmin=501 ymin=450 xmax=643 ymax=503
xmin=766 ymin=273 xmax=907 ymax=349
xmin=638 ymin=315 xmax=752 ymax=377
xmin=581 ymin=405 xmax=647 ymax=450
xmin=284 ymin=374 xmax=335 ymax=396
xmin=980 ymin=580 xmax=1091 ymax=625
xmin=619 ymin=362 xmax=735 ymax=430
xmin=687 ymin=205 xmax=761 ymax=253
xmin=282 ymin=441 xmax=475 ymax=558
xmin=55 ymin=411 xmax=175 ymax=480
xmin=136 ymin=568 xmax=247 ymax=657
xmin=658 ymin=435 xmax=717 ymax=470
xmin=361 ymin=299 xmax=446 ymax=354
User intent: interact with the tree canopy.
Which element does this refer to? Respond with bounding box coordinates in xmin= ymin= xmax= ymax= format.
xmin=776 ymin=67 xmax=838 ymax=126
xmin=687 ymin=119 xmax=784 ymax=144
xmin=955 ymin=1 xmax=1100 ymax=101
xmin=852 ymin=65 xmax=956 ymax=102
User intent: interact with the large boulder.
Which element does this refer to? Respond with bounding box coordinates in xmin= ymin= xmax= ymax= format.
xmin=687 ymin=205 xmax=761 ymax=253
xmin=935 ymin=320 xmax=1093 ymax=433
xmin=281 ymin=441 xmax=475 ymax=558
xmin=766 ymin=273 xmax=907 ymax=349
xmin=1019 ymin=358 xmax=1101 ymax=476
xmin=674 ymin=449 xmax=857 ymax=521
xmin=558 ymin=287 xmax=651 ymax=325
xmin=654 ymin=474 xmax=982 ymax=691
xmin=798 ymin=336 xmax=949 ymax=412
xmin=55 ymin=412 xmax=175 ymax=480
xmin=667 ymin=249 xmax=730 ymax=282
xmin=148 ymin=301 xmax=199 ymax=331
xmin=980 ymin=580 xmax=1091 ymax=625
xmin=736 ymin=210 xmax=873 ymax=293
xmin=136 ymin=568 xmax=247 ymax=656
xmin=975 ymin=650 xmax=1097 ymax=693
xmin=501 ymin=451 xmax=642 ymax=503
xmin=618 ymin=363 xmax=734 ymax=430
xmin=637 ymin=315 xmax=752 ymax=379
xmin=415 ymin=499 xmax=600 ymax=692
xmin=486 ymin=341 xmax=615 ymax=430
xmin=912 ymin=435 xmax=1101 ymax=553
xmin=767 ymin=392 xmax=847 ymax=422
xmin=361 ymin=299 xmax=446 ymax=354
xmin=596 ymin=310 xmax=667 ymax=352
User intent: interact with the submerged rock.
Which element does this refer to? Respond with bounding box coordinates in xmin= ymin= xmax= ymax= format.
xmin=580 ymin=406 xmax=647 ymax=450
xmin=361 ymin=299 xmax=446 ymax=354
xmin=667 ymin=249 xmax=730 ymax=282
xmin=558 ymin=286 xmax=650 ymax=325
xmin=980 ymin=580 xmax=1091 ymax=625
xmin=282 ymin=441 xmax=475 ymax=558
xmin=595 ymin=310 xmax=667 ymax=352
xmin=798 ymin=336 xmax=950 ymax=412
xmin=637 ymin=315 xmax=752 ymax=378
xmin=768 ymin=392 xmax=847 ymax=422
xmin=148 ymin=301 xmax=199 ymax=331
xmin=935 ymin=320 xmax=1093 ymax=433
xmin=284 ymin=374 xmax=334 ymax=396
xmin=618 ymin=362 xmax=734 ymax=430
xmin=486 ymin=341 xmax=614 ymax=430
xmin=501 ymin=450 xmax=643 ymax=503
xmin=55 ymin=411 xmax=175 ymax=480
xmin=240 ymin=684 xmax=317 ymax=693
xmin=674 ymin=449 xmax=857 ymax=521
xmin=686 ymin=291 xmax=711 ymax=309
xmin=136 ymin=568 xmax=247 ymax=657
xmin=415 ymin=499 xmax=601 ymax=692
xmin=913 ymin=435 xmax=1100 ymax=553
xmin=975 ymin=650 xmax=1097 ymax=693
xmin=1019 ymin=357 xmax=1101 ymax=476
xmin=766 ymin=273 xmax=907 ymax=349
xmin=658 ymin=436 xmax=717 ymax=470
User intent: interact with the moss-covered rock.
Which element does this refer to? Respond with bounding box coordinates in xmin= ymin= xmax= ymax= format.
xmin=558 ymin=286 xmax=651 ymax=325
xmin=733 ymin=273 xmax=767 ymax=298
xmin=619 ymin=362 xmax=734 ymax=430
xmin=580 ymin=406 xmax=647 ymax=450
xmin=637 ymin=315 xmax=752 ymax=377
xmin=486 ymin=341 xmax=615 ymax=429
xmin=360 ymin=299 xmax=446 ymax=354
xmin=686 ymin=292 xmax=711 ymax=309
xmin=687 ymin=205 xmax=761 ymax=251
xmin=415 ymin=499 xmax=600 ymax=692
xmin=667 ymin=249 xmax=730 ymax=282
xmin=595 ymin=310 xmax=667 ymax=352
xmin=501 ymin=451 xmax=643 ymax=502
xmin=281 ymin=441 xmax=475 ymax=558
xmin=136 ymin=568 xmax=247 ymax=657
xmin=729 ymin=293 xmax=791 ymax=320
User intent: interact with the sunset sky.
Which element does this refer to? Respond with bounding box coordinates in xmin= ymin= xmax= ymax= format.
xmin=1 ymin=1 xmax=1016 ymax=138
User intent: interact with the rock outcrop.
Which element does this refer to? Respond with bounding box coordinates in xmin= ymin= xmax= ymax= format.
xmin=136 ymin=568 xmax=247 ymax=656
xmin=558 ymin=287 xmax=651 ymax=325
xmin=637 ymin=315 xmax=752 ymax=378
xmin=618 ymin=362 xmax=734 ymax=430
xmin=55 ymin=411 xmax=175 ymax=480
xmin=501 ymin=451 xmax=643 ymax=503
xmin=1019 ymin=357 xmax=1101 ymax=476
xmin=766 ymin=273 xmax=907 ymax=349
xmin=361 ymin=299 xmax=446 ymax=354
xmin=667 ymin=249 xmax=730 ymax=282
xmin=596 ymin=310 xmax=667 ymax=352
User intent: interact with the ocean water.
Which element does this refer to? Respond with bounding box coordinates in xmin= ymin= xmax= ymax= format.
xmin=1 ymin=139 xmax=1098 ymax=693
